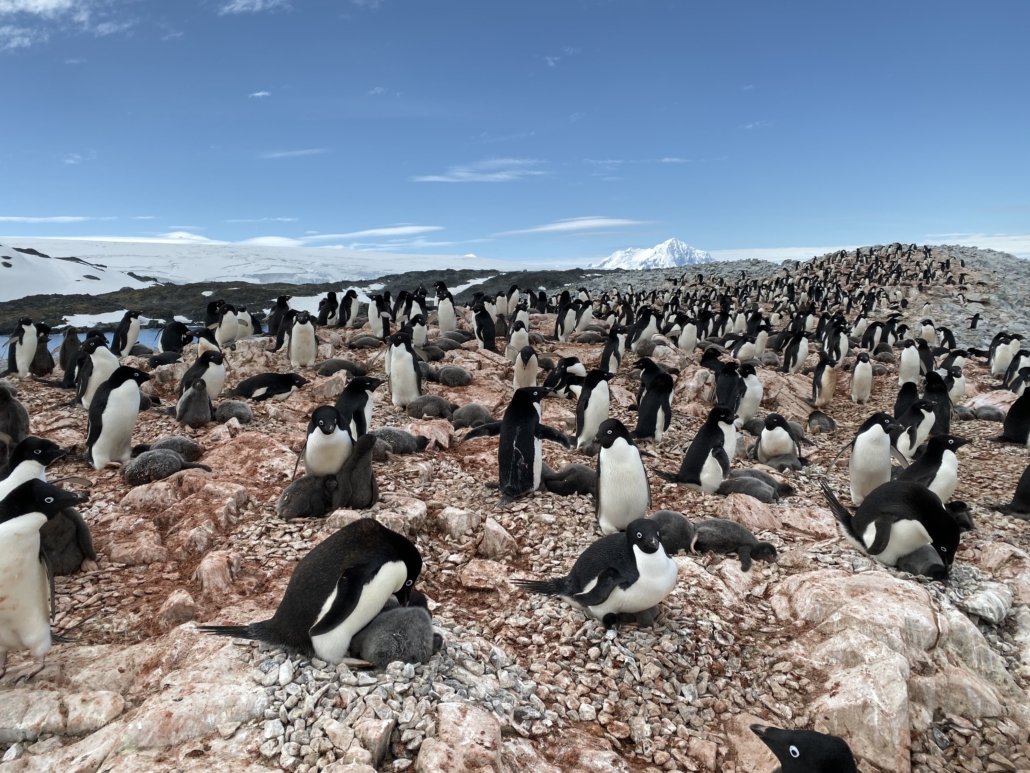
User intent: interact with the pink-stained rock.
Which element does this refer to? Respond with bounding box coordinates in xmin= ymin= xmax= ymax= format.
xmin=480 ymin=518 xmax=517 ymax=559
xmin=967 ymin=390 xmax=1018 ymax=415
xmin=715 ymin=493 xmax=781 ymax=532
xmin=461 ymin=559 xmax=506 ymax=590
xmin=193 ymin=550 xmax=241 ymax=595
xmin=435 ymin=506 xmax=481 ymax=538
xmin=63 ymin=691 xmax=126 ymax=736
xmin=0 ymin=691 xmax=64 ymax=743
xmin=778 ymin=506 xmax=838 ymax=538
xmin=723 ymin=714 xmax=777 ymax=773
xmin=157 ymin=589 xmax=197 ymax=625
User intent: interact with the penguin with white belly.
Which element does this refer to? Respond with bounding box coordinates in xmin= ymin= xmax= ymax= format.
xmin=897 ymin=435 xmax=969 ymax=503
xmin=850 ymin=351 xmax=873 ymax=404
xmin=844 ymin=412 xmax=901 ymax=505
xmin=85 ymin=367 xmax=151 ymax=470
xmin=334 ymin=376 xmax=383 ymax=437
xmin=660 ymin=405 xmax=736 ymax=494
xmin=594 ymin=419 xmax=651 ymax=535
xmin=387 ymin=332 xmax=422 ymax=409
xmin=821 ymin=479 xmax=962 ymax=573
xmin=734 ymin=363 xmax=763 ymax=427
xmin=574 ymin=370 xmax=611 ymax=449
xmin=288 ymin=312 xmax=318 ymax=369
xmin=300 ymin=406 xmax=353 ymax=477
xmin=199 ymin=519 xmax=422 ymax=663
xmin=3 ymin=318 xmax=38 ymax=380
xmin=75 ymin=337 xmax=120 ymax=409
xmin=0 ymin=479 xmax=88 ymax=680
xmin=179 ymin=350 xmax=226 ymax=401
xmin=513 ymin=346 xmax=539 ymax=389
xmin=514 ymin=518 xmax=677 ymax=629
xmin=111 ymin=310 xmax=142 ymax=358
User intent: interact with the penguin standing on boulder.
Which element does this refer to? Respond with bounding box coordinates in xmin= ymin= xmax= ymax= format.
xmin=199 ymin=519 xmax=422 ymax=664
xmin=157 ymin=321 xmax=192 ymax=355
xmin=461 ymin=386 xmax=571 ymax=504
xmin=514 ymin=518 xmax=677 ymax=628
xmin=4 ymin=318 xmax=37 ymax=379
xmin=85 ymin=367 xmax=151 ymax=470
xmin=595 ymin=419 xmax=650 ymax=535
xmin=267 ymin=295 xmax=292 ymax=337
xmin=111 ymin=310 xmax=142 ymax=358
xmin=0 ymin=479 xmax=89 ymax=680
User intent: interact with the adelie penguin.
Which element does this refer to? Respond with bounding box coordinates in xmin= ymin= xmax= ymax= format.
xmin=75 ymin=336 xmax=120 ymax=409
xmin=299 ymin=406 xmax=353 ymax=477
xmin=461 ymin=386 xmax=571 ymax=504
xmin=228 ymin=372 xmax=309 ymax=401
xmin=0 ymin=436 xmax=67 ymax=501
xmin=714 ymin=362 xmax=745 ymax=413
xmin=57 ymin=326 xmax=81 ymax=372
xmin=334 ymin=376 xmax=383 ymax=437
xmin=288 ymin=311 xmax=318 ymax=369
xmin=236 ymin=307 xmax=258 ymax=337
xmin=111 ymin=310 xmax=142 ymax=358
xmin=807 ymin=352 xmax=836 ymax=409
xmin=594 ymin=419 xmax=651 ymax=535
xmin=156 ymin=321 xmax=192 ymax=355
xmin=179 ymin=349 xmax=226 ymax=401
xmin=897 ymin=434 xmax=969 ymax=503
xmin=3 ymin=317 xmax=37 ymax=379
xmin=199 ymin=519 xmax=422 ymax=663
xmin=506 ymin=320 xmax=530 ymax=363
xmin=267 ymin=295 xmax=292 ymax=337
xmin=0 ymin=478 xmax=88 ymax=680
xmin=574 ymin=370 xmax=611 ymax=449
xmin=850 ymin=351 xmax=873 ymax=404
xmin=338 ymin=289 xmax=360 ymax=329
xmin=821 ymin=479 xmax=963 ymax=573
xmin=734 ymin=363 xmax=763 ymax=427
xmin=754 ymin=413 xmax=804 ymax=465
xmin=599 ymin=324 xmax=627 ymax=375
xmin=85 ymin=366 xmax=151 ymax=470
xmin=992 ymin=388 xmax=1030 ymax=446
xmin=514 ymin=518 xmax=677 ymax=629
xmin=632 ymin=372 xmax=673 ymax=443
xmin=659 ymin=405 xmax=736 ymax=494
xmin=214 ymin=303 xmax=239 ymax=348
xmin=387 ymin=332 xmax=422 ymax=409
xmin=513 ymin=346 xmax=538 ymax=390
xmin=892 ymin=398 xmax=937 ymax=461
xmin=923 ymin=370 xmax=952 ymax=435
xmin=0 ymin=386 xmax=30 ymax=445
xmin=472 ymin=304 xmax=497 ymax=352
xmin=834 ymin=412 xmax=900 ymax=505
xmin=751 ymin=725 xmax=858 ymax=773
xmin=993 ymin=460 xmax=1030 ymax=517
xmin=780 ymin=330 xmax=808 ymax=375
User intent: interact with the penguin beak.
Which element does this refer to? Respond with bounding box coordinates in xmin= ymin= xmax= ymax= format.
xmin=649 ymin=536 xmax=660 ymax=551
xmin=750 ymin=724 xmax=770 ymax=740
xmin=395 ymin=584 xmax=412 ymax=607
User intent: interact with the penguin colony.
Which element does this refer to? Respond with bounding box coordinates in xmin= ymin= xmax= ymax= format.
xmin=4 ymin=242 xmax=1030 ymax=771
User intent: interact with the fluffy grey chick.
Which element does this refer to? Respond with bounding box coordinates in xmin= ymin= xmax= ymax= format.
xmin=121 ymin=449 xmax=212 ymax=486
xmin=349 ymin=593 xmax=442 ymax=669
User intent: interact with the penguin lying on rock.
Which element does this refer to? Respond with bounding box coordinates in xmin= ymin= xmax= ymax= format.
xmin=121 ymin=449 xmax=212 ymax=486
xmin=198 ymin=519 xmax=422 ymax=663
xmin=691 ymin=519 xmax=777 ymax=572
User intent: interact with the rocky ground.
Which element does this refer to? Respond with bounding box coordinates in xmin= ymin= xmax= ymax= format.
xmin=2 ymin=246 xmax=1030 ymax=773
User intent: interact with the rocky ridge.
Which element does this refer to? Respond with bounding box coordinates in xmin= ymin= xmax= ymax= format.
xmin=1 ymin=246 xmax=1030 ymax=772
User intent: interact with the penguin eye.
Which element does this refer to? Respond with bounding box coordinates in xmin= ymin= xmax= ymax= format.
xmin=318 ymin=420 xmax=323 ymax=425
xmin=607 ymin=430 xmax=612 ymax=435
xmin=405 ymin=579 xmax=413 ymax=587
xmin=789 ymin=746 xmax=800 ymax=758
xmin=636 ymin=532 xmax=642 ymax=539
xmin=34 ymin=449 xmax=41 ymax=454
xmin=941 ymin=546 xmax=947 ymax=553
xmin=44 ymin=496 xmax=54 ymax=504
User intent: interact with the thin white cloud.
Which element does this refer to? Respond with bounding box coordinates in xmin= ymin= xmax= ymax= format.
xmin=0 ymin=214 xmax=93 ymax=223
xmin=249 ymin=90 xmax=270 ymax=98
xmin=495 ymin=216 xmax=653 ymax=237
xmin=260 ymin=148 xmax=328 ymax=159
xmin=92 ymin=19 xmax=131 ymax=36
xmin=368 ymin=86 xmax=386 ymax=95
xmin=413 ymin=158 xmax=545 ymax=183
xmin=158 ymin=231 xmax=225 ymax=244
xmin=63 ymin=149 xmax=96 ymax=165
xmin=237 ymin=236 xmax=303 ymax=247
xmin=132 ymin=215 xmax=155 ymax=220
xmin=661 ymin=157 xmax=690 ymax=164
xmin=227 ymin=216 xmax=297 ymax=223
xmin=742 ymin=84 xmax=754 ymax=90
xmin=0 ymin=1 xmax=75 ymax=17
xmin=304 ymin=225 xmax=443 ymax=241
xmin=569 ymin=112 xmax=585 ymax=122
xmin=352 ymin=0 xmax=386 ymax=8
xmin=545 ymin=56 xmax=559 ymax=67
xmin=741 ymin=120 xmax=771 ymax=130
xmin=926 ymin=232 xmax=1030 ymax=259
xmin=562 ymin=46 xmax=581 ymax=56
xmin=63 ymin=56 xmax=84 ymax=63
xmin=218 ymin=0 xmax=289 ymax=15
xmin=0 ymin=24 xmax=44 ymax=50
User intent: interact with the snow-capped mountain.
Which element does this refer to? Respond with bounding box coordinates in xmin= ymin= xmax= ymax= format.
xmin=594 ymin=238 xmax=713 ymax=270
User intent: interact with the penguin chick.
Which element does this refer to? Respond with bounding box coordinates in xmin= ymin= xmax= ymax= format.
xmin=120 ymin=449 xmax=212 ymax=486
xmin=690 ymin=519 xmax=777 ymax=572
xmin=176 ymin=379 xmax=214 ymax=429
xmin=348 ymin=594 xmax=442 ymax=669
xmin=647 ymin=510 xmax=694 ymax=555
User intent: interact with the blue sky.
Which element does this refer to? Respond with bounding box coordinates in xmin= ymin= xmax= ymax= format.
xmin=1 ymin=0 xmax=1028 ymax=261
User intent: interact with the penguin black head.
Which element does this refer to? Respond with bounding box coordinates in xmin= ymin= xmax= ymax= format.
xmin=764 ymin=413 xmax=791 ymax=432
xmin=856 ymin=352 xmax=870 ymax=363
xmin=584 ymin=369 xmax=612 ymax=389
xmin=0 ymin=479 xmax=88 ymax=524
xmin=595 ymin=418 xmax=633 ymax=448
xmin=931 ymin=435 xmax=970 ymax=453
xmin=709 ymin=405 xmax=736 ymax=426
xmin=719 ymin=362 xmax=738 ymax=376
xmin=859 ymin=412 xmax=900 ymax=435
xmin=194 ymin=328 xmax=219 ymax=346
xmin=289 ymin=373 xmax=310 ymax=388
xmin=514 ymin=386 xmax=551 ymax=403
xmin=349 ymin=376 xmax=384 ymax=394
xmin=739 ymin=363 xmax=757 ymax=378
xmin=750 ymin=725 xmax=858 ymax=773
xmin=295 ymin=311 xmax=312 ymax=325
xmin=277 ymin=295 xmax=292 ymax=305
xmin=902 ymin=339 xmax=915 ymax=349
xmin=625 ymin=518 xmax=663 ymax=555
xmin=924 ymin=371 xmax=947 ymax=391
xmin=109 ymin=366 xmax=152 ymax=388
xmin=389 ymin=331 xmax=413 ymax=348
xmin=9 ymin=436 xmax=67 ymax=468
xmin=517 ymin=345 xmax=537 ymax=366
xmin=310 ymin=405 xmax=342 ymax=435
xmin=199 ymin=350 xmax=224 ymax=365
xmin=79 ymin=337 xmax=110 ymax=354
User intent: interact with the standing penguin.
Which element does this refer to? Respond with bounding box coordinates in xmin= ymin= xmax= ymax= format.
xmin=57 ymin=327 xmax=82 ymax=372
xmin=850 ymin=351 xmax=873 ymax=404
xmin=461 ymin=386 xmax=571 ymax=504
xmin=574 ymin=370 xmax=611 ymax=449
xmin=111 ymin=310 xmax=142 ymax=358
xmin=844 ymin=412 xmax=899 ymax=505
xmin=0 ymin=437 xmax=67 ymax=501
xmin=338 ymin=290 xmax=360 ymax=329
xmin=85 ymin=367 xmax=151 ymax=470
xmin=600 ymin=325 xmax=628 ymax=375
xmin=750 ymin=725 xmax=858 ymax=773
xmin=898 ymin=435 xmax=969 ymax=502
xmin=0 ymin=387 xmax=30 ymax=445
xmin=387 ymin=332 xmax=422 ymax=409
xmin=506 ymin=320 xmax=530 ymax=363
xmin=334 ymin=376 xmax=384 ymax=437
xmin=179 ymin=350 xmax=226 ymax=401
xmin=267 ymin=295 xmax=292 ymax=337
xmin=662 ymin=405 xmax=736 ymax=494
xmin=4 ymin=318 xmax=37 ymax=379
xmin=214 ymin=303 xmax=239 ymax=348
xmin=0 ymin=479 xmax=88 ymax=680
xmin=821 ymin=480 xmax=962 ymax=570
xmin=780 ymin=331 xmax=808 ymax=374
xmin=75 ymin=337 xmax=120 ymax=409
xmin=472 ymin=305 xmax=498 ymax=352
xmin=514 ymin=518 xmax=677 ymax=628
xmin=632 ymin=372 xmax=674 ymax=443
xmin=923 ymin=370 xmax=952 ymax=435
xmin=157 ymin=321 xmax=192 ymax=355
xmin=288 ymin=311 xmax=318 ymax=369
xmin=199 ymin=519 xmax=422 ymax=663
xmin=595 ymin=419 xmax=651 ymax=535
xmin=898 ymin=339 xmax=920 ymax=386
xmin=734 ymin=363 xmax=764 ymax=427
xmin=513 ymin=345 xmax=539 ymax=389
xmin=301 ymin=406 xmax=353 ymax=477
xmin=317 ymin=292 xmax=340 ymax=327
xmin=29 ymin=324 xmax=54 ymax=377
xmin=235 ymin=307 xmax=256 ymax=338
xmin=176 ymin=379 xmax=214 ymax=429
xmin=755 ymin=413 xmax=803 ymax=464
xmin=893 ymin=398 xmax=937 ymax=461
xmin=808 ymin=352 xmax=837 ymax=408
xmin=714 ymin=362 xmax=745 ymax=413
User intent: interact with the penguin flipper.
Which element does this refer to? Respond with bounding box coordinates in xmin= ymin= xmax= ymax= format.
xmin=461 ymin=422 xmax=502 ymax=442
xmin=40 ymin=546 xmax=56 ymax=621
xmin=827 ymin=440 xmax=854 ymax=470
xmin=713 ymin=445 xmax=731 ymax=476
xmin=537 ymin=425 xmax=572 ymax=448
xmin=309 ymin=562 xmax=383 ymax=637
xmin=865 ymin=520 xmax=894 ymax=555
xmin=890 ymin=445 xmax=911 ymax=469
xmin=573 ymin=566 xmax=634 ymax=607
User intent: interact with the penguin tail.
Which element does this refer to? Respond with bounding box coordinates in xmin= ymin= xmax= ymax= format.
xmin=818 ymin=481 xmax=860 ymax=540
xmin=196 ymin=621 xmax=270 ymax=641
xmin=654 ymin=469 xmax=680 ymax=483
xmin=512 ymin=578 xmax=563 ymax=596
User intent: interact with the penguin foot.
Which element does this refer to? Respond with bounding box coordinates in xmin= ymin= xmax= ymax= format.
xmin=2 ymin=658 xmax=46 ymax=685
